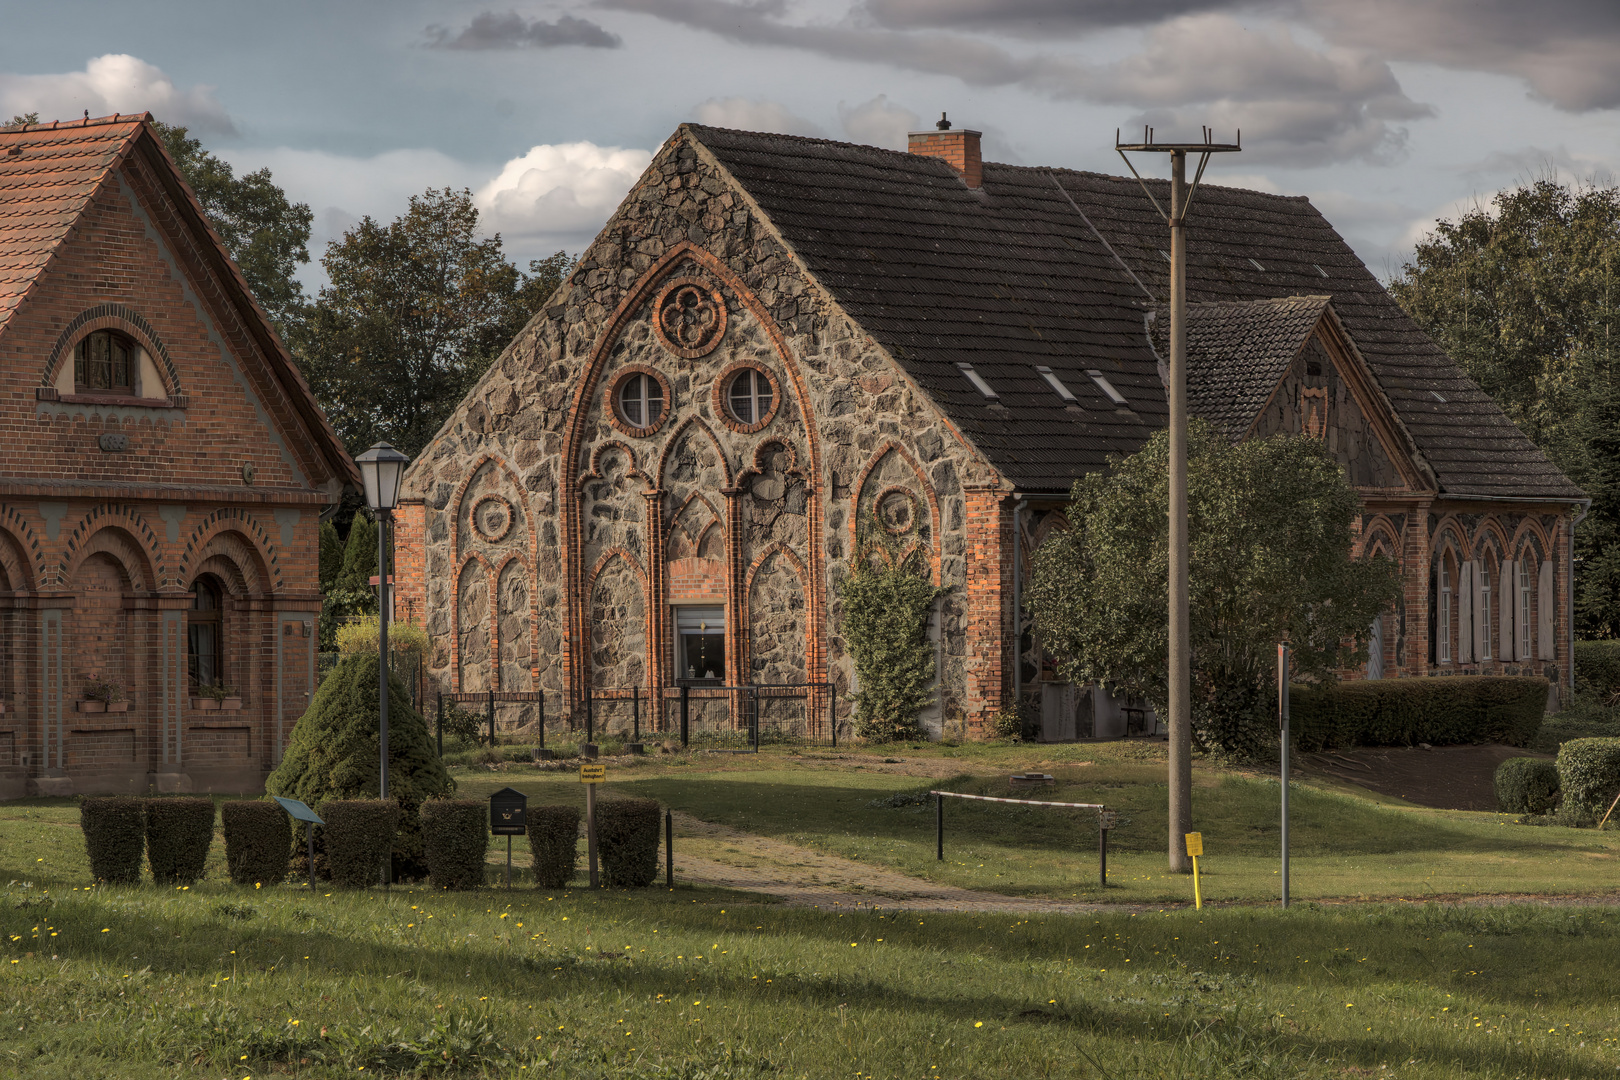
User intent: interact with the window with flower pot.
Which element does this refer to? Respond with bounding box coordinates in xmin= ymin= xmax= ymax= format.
xmin=188 ymin=576 xmax=223 ymax=690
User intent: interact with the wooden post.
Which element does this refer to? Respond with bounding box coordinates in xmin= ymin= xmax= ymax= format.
xmin=586 ymin=782 xmax=599 ymax=888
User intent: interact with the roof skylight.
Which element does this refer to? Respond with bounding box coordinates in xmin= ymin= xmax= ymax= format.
xmin=1034 ymin=365 xmax=1077 ymax=403
xmin=1248 ymin=257 xmax=1266 ymax=271
xmin=1085 ymin=369 xmax=1129 ymax=407
xmin=1314 ymin=264 xmax=1329 ymax=278
xmin=1431 ymin=390 xmax=1447 ymax=403
xmin=956 ymin=362 xmax=999 ymax=400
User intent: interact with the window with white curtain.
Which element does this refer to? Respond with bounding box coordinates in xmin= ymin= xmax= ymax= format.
xmin=1479 ymin=560 xmax=1492 ymax=661
xmin=1439 ymin=560 xmax=1452 ymax=664
xmin=1519 ymin=557 xmax=1534 ymax=659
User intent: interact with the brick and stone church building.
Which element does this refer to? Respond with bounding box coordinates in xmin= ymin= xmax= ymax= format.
xmin=395 ymin=120 xmax=1585 ymax=741
xmin=0 ymin=115 xmax=357 ymax=796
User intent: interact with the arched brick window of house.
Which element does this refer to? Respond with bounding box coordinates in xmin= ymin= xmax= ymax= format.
xmin=74 ymin=329 xmax=135 ymax=394
xmin=188 ymin=575 xmax=224 ymax=689
xmin=1478 ymin=555 xmax=1494 ymax=661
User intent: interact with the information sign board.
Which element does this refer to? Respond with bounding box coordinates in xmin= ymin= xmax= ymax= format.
xmin=1184 ymin=831 xmax=1204 ymax=857
xmin=579 ymin=762 xmax=606 ymax=784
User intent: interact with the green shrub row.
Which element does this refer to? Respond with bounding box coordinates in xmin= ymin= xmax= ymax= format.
xmin=597 ymin=798 xmax=662 ymax=888
xmin=81 ymin=797 xmax=216 ymax=885
xmin=421 ymin=800 xmax=488 ymax=890
xmin=1555 ymin=737 xmax=1620 ymax=816
xmin=321 ymin=800 xmax=398 ymax=889
xmin=222 ymin=801 xmax=290 ymax=886
xmin=528 ymin=805 xmax=580 ymax=890
xmin=1494 ymin=757 xmax=1561 ymax=814
xmin=1289 ymin=676 xmax=1548 ymax=751
xmin=1573 ymin=641 xmax=1620 ymax=699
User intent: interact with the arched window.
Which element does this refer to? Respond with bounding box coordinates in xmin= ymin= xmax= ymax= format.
xmin=1438 ymin=556 xmax=1453 ymax=664
xmin=1518 ymin=553 xmax=1534 ymax=661
xmin=188 ymin=576 xmax=223 ymax=689
xmin=74 ymin=330 xmax=135 ymax=394
xmin=726 ymin=368 xmax=774 ymax=425
xmin=1478 ymin=557 xmax=1493 ymax=661
xmin=617 ymin=372 xmax=664 ymax=429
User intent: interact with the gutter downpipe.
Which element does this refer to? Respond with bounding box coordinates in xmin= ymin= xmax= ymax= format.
xmin=1011 ymin=497 xmax=1028 ymax=731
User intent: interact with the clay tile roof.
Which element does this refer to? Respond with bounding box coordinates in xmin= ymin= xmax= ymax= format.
xmin=1148 ymin=295 xmax=1332 ymax=439
xmin=688 ymin=124 xmax=1583 ymax=502
xmin=0 ymin=113 xmax=148 ymax=331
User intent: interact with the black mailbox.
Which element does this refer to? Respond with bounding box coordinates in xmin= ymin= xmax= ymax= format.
xmin=489 ymin=787 xmax=527 ymax=835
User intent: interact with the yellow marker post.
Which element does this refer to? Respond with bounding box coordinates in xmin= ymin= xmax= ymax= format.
xmin=1184 ymin=832 xmax=1204 ymax=910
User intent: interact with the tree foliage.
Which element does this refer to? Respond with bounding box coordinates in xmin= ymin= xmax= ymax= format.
xmin=294 ymin=187 xmax=574 ymax=459
xmin=841 ymin=532 xmax=949 ymax=742
xmin=1388 ymin=178 xmax=1620 ymax=635
xmin=149 ymin=122 xmax=313 ymax=339
xmin=1027 ymin=424 xmax=1400 ymax=759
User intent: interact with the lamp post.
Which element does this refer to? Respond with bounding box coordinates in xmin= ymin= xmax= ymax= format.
xmin=355 ymin=442 xmax=410 ymax=809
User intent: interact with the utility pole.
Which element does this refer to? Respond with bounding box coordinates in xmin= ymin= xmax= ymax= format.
xmin=1116 ymin=127 xmax=1239 ymax=873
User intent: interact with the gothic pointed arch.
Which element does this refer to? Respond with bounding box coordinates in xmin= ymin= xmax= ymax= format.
xmin=850 ymin=441 xmax=942 ymax=584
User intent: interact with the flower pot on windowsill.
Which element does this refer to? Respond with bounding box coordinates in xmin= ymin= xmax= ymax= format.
xmin=219 ymin=697 xmax=243 ymax=711
xmin=191 ymin=697 xmax=220 ymax=711
xmin=78 ymin=700 xmax=107 ymax=713
xmin=106 ymin=700 xmax=131 ymax=713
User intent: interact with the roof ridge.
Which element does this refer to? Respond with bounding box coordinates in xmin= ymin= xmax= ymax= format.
xmin=0 ymin=112 xmax=152 ymax=134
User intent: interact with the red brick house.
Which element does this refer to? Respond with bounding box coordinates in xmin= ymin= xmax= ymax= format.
xmin=394 ymin=121 xmax=1584 ymax=741
xmin=0 ymin=114 xmax=357 ymax=796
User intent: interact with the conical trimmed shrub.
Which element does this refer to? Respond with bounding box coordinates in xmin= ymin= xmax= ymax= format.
xmin=266 ymin=651 xmax=452 ymax=879
xmin=145 ymin=797 xmax=215 ymax=884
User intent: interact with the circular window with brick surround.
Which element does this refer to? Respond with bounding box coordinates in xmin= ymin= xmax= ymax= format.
xmin=654 ymin=277 xmax=728 ymax=358
xmin=609 ymin=366 xmax=672 ymax=437
xmin=713 ymin=362 xmax=781 ymax=434
xmin=876 ymin=486 xmax=920 ymax=535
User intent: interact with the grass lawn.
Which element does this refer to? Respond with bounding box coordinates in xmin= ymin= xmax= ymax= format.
xmin=3 ymin=743 xmax=1619 ymax=1077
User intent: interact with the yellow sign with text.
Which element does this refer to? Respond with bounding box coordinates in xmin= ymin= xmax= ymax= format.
xmin=579 ymin=763 xmax=606 ymax=784
xmin=1184 ymin=832 xmax=1203 ymax=857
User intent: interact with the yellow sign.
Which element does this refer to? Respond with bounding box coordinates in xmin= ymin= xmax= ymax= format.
xmin=1184 ymin=832 xmax=1203 ymax=857
xmin=579 ymin=762 xmax=606 ymax=784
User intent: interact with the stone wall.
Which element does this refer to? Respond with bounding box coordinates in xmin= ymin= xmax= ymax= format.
xmin=398 ymin=126 xmax=1003 ymax=736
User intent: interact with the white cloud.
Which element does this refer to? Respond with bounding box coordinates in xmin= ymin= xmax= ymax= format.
xmin=692 ymin=97 xmax=825 ymax=136
xmin=474 ymin=141 xmax=653 ymax=244
xmin=838 ymin=94 xmax=920 ymax=148
xmin=0 ymin=54 xmax=234 ymax=133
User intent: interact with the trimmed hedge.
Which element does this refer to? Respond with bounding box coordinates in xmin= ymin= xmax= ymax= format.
xmin=80 ymin=797 xmax=145 ymax=884
xmin=222 ymin=801 xmax=290 ymax=886
xmin=1574 ymin=641 xmax=1620 ymax=699
xmin=596 ymin=798 xmax=662 ymax=888
xmin=145 ymin=798 xmax=216 ymax=884
xmin=527 ymin=805 xmax=580 ymax=890
xmin=1289 ymin=676 xmax=1548 ymax=751
xmin=421 ymin=799 xmax=488 ymax=890
xmin=1555 ymin=737 xmax=1620 ymax=816
xmin=1494 ymin=758 xmax=1561 ymax=815
xmin=321 ymin=800 xmax=399 ymax=889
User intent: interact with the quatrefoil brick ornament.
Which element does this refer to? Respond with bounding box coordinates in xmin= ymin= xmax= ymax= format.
xmin=654 ymin=277 xmax=727 ymax=358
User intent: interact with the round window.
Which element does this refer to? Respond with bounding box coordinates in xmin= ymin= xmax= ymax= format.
xmin=726 ymin=368 xmax=774 ymax=426
xmin=617 ymin=372 xmax=664 ymax=429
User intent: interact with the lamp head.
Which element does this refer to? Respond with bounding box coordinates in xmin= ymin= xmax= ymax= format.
xmin=355 ymin=441 xmax=410 ymax=512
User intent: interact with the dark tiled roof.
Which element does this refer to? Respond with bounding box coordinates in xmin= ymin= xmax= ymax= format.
xmin=689 ymin=124 xmax=1583 ymax=501
xmin=1148 ymin=296 xmax=1331 ymax=439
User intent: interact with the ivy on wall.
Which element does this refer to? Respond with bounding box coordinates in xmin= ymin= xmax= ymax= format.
xmin=841 ymin=524 xmax=950 ymax=742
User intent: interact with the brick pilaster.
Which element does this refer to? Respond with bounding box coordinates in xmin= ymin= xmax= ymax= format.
xmin=961 ymin=487 xmax=1012 ymax=737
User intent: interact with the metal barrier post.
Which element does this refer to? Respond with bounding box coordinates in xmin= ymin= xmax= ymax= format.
xmin=538 ymin=692 xmax=545 ymax=750
xmin=436 ymin=694 xmax=443 ymax=756
xmin=1099 ymin=814 xmax=1108 ymax=888
xmin=487 ymin=689 xmax=495 ymax=746
xmin=830 ymin=682 xmax=838 ymax=748
xmin=936 ymin=793 xmax=943 ymax=860
xmin=586 ymin=687 xmax=594 ymax=744
xmin=633 ymin=685 xmax=640 ymax=742
xmin=680 ymin=685 xmax=689 ymax=748
xmin=665 ymin=809 xmax=673 ymax=888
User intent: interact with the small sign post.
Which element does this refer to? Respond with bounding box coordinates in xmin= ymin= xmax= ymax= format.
xmin=1278 ymin=643 xmax=1291 ymax=909
xmin=489 ymin=787 xmax=528 ymax=890
xmin=1098 ymin=809 xmax=1118 ymax=887
xmin=273 ymin=796 xmax=325 ymax=893
xmin=580 ymin=763 xmax=606 ymax=888
xmin=1185 ymin=831 xmax=1204 ymax=910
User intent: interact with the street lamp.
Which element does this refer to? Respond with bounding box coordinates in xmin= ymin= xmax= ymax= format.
xmin=355 ymin=441 xmax=410 ymax=810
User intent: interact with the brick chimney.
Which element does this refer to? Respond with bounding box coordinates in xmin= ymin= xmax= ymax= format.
xmin=908 ymin=112 xmax=982 ymax=189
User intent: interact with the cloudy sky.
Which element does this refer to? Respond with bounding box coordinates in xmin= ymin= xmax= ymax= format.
xmin=5 ymin=0 xmax=1619 ymax=288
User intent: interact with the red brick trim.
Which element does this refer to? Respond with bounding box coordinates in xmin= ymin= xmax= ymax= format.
xmin=653 ymin=277 xmax=728 ymax=359
xmin=491 ymin=551 xmax=532 ymax=692
xmin=61 ymin=521 xmax=158 ymax=594
xmin=469 ymin=494 xmax=515 ymax=543
xmin=1507 ymin=517 xmax=1553 ymax=562
xmin=579 ymin=440 xmax=651 ymax=487
xmin=738 ymin=543 xmax=811 ymax=686
xmin=711 ymin=361 xmax=781 ymax=435
xmin=1470 ymin=518 xmax=1510 ymax=560
xmin=449 ymin=553 xmax=494 ymax=693
xmin=42 ymin=303 xmax=182 ymax=395
xmin=0 ymin=507 xmax=46 ymax=589
xmin=654 ymin=416 xmax=734 ymax=489
xmin=873 ymin=486 xmax=921 ymax=535
xmin=605 ymin=365 xmax=673 ymax=439
xmin=178 ymin=508 xmax=281 ymax=594
xmin=1030 ymin=511 xmax=1071 ymax=550
xmin=59 ymin=504 xmax=165 ymax=591
xmin=1430 ymin=515 xmax=1470 ymax=558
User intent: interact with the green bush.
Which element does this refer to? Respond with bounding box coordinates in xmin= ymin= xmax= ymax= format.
xmin=221 ymin=801 xmax=290 ymax=886
xmin=144 ymin=798 xmax=215 ymax=884
xmin=1574 ymin=640 xmax=1620 ymax=699
xmin=596 ymin=798 xmax=662 ymax=888
xmin=321 ymin=800 xmax=399 ymax=889
xmin=1555 ymin=737 xmax=1620 ymax=816
xmin=266 ymin=652 xmax=453 ymax=880
xmin=80 ymin=797 xmax=145 ymax=884
xmin=1494 ymin=758 xmax=1561 ymax=814
xmin=1289 ymin=676 xmax=1548 ymax=751
xmin=1531 ymin=714 xmax=1620 ymax=754
xmin=421 ymin=800 xmax=488 ymax=890
xmin=527 ymin=805 xmax=580 ymax=890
